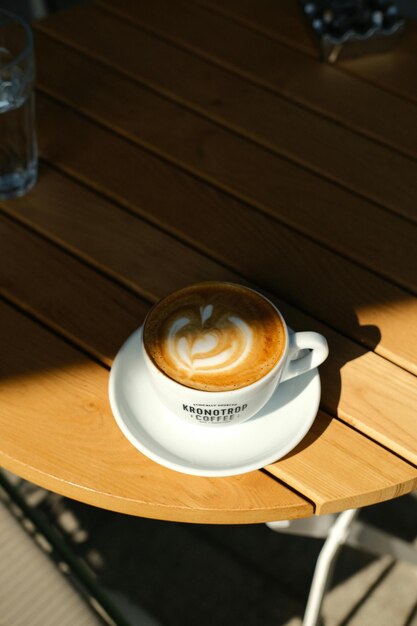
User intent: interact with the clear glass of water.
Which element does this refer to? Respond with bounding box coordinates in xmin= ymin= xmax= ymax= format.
xmin=0 ymin=9 xmax=37 ymax=200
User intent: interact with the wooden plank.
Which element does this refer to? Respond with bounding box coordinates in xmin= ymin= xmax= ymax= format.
xmin=0 ymin=299 xmax=312 ymax=523
xmin=27 ymin=95 xmax=417 ymax=375
xmin=72 ymin=0 xmax=417 ymax=224
xmin=0 ymin=215 xmax=148 ymax=365
xmin=1 ymin=238 xmax=416 ymax=515
xmin=266 ymin=413 xmax=417 ymax=515
xmin=194 ymin=0 xmax=417 ymax=106
xmin=33 ymin=31 xmax=417 ymax=297
xmin=3 ymin=166 xmax=417 ymax=468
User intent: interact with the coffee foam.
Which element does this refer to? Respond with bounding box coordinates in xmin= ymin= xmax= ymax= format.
xmin=167 ymin=307 xmax=252 ymax=373
xmin=144 ymin=283 xmax=286 ymax=391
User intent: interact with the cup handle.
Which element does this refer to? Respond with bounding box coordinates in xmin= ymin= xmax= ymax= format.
xmin=281 ymin=332 xmax=329 ymax=382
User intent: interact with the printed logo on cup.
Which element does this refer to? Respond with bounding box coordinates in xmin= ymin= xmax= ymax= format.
xmin=181 ymin=403 xmax=248 ymax=423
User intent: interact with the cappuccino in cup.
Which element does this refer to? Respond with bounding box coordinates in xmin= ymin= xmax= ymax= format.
xmin=144 ymin=282 xmax=286 ymax=392
xmin=142 ymin=282 xmax=328 ymax=426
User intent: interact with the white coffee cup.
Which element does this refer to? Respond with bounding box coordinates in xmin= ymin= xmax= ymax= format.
xmin=142 ymin=287 xmax=328 ymax=427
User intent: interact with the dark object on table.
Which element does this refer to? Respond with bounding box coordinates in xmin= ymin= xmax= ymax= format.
xmin=300 ymin=1 xmax=406 ymax=62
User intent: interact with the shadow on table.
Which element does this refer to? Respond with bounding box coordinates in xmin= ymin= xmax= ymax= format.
xmin=265 ymin=294 xmax=382 ymax=455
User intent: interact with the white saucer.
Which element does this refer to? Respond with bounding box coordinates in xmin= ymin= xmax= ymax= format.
xmin=109 ymin=327 xmax=321 ymax=477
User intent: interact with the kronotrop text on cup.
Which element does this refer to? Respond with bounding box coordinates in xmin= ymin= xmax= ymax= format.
xmin=142 ymin=282 xmax=328 ymax=426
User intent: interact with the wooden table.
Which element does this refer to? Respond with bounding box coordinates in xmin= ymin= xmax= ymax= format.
xmin=1 ymin=0 xmax=416 ymax=525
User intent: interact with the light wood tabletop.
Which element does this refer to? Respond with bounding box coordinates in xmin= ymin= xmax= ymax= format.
xmin=1 ymin=0 xmax=416 ymax=524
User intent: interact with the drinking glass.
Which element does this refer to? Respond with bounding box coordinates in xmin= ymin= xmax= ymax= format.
xmin=0 ymin=9 xmax=37 ymax=200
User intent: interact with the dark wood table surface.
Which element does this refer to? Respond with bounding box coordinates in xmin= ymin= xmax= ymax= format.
xmin=1 ymin=0 xmax=416 ymax=524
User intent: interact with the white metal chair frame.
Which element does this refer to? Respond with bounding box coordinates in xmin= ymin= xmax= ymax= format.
xmin=267 ymin=508 xmax=417 ymax=626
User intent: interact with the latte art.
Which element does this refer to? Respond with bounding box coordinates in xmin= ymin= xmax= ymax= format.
xmin=167 ymin=306 xmax=253 ymax=375
xmin=144 ymin=283 xmax=286 ymax=391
